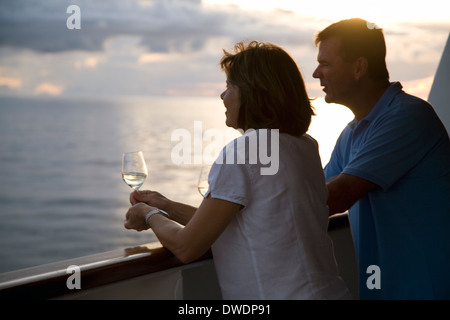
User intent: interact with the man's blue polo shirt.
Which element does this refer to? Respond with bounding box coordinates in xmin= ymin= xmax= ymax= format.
xmin=324 ymin=82 xmax=450 ymax=299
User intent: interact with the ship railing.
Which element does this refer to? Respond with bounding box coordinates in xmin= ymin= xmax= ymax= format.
xmin=0 ymin=212 xmax=357 ymax=299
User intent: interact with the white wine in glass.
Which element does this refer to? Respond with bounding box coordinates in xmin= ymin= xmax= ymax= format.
xmin=197 ymin=164 xmax=212 ymax=197
xmin=122 ymin=151 xmax=148 ymax=190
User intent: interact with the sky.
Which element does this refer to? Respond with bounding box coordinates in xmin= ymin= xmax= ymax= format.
xmin=0 ymin=0 xmax=449 ymax=100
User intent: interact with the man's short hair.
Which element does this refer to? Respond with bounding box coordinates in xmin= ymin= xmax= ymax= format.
xmin=315 ymin=18 xmax=389 ymax=81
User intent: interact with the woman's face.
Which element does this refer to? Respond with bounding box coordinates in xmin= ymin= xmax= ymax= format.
xmin=220 ymin=80 xmax=241 ymax=129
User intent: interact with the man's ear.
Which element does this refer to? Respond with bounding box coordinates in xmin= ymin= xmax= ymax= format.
xmin=353 ymin=57 xmax=368 ymax=80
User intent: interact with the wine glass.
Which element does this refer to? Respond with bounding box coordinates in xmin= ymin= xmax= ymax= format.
xmin=197 ymin=164 xmax=212 ymax=197
xmin=122 ymin=151 xmax=148 ymax=190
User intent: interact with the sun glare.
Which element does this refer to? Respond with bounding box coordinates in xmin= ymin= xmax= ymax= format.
xmin=308 ymin=98 xmax=354 ymax=165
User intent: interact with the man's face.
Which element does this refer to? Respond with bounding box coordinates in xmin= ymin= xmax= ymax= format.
xmin=312 ymin=37 xmax=356 ymax=106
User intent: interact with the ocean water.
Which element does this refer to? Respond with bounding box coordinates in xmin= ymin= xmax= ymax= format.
xmin=0 ymin=95 xmax=353 ymax=273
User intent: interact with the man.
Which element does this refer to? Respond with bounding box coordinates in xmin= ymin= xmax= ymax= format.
xmin=313 ymin=18 xmax=450 ymax=299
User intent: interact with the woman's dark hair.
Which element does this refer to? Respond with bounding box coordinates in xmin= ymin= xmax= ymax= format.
xmin=220 ymin=41 xmax=314 ymax=136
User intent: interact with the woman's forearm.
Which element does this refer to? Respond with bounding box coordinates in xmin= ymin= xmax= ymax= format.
xmin=148 ymin=197 xmax=242 ymax=264
xmin=125 ymin=196 xmax=241 ymax=264
xmin=148 ymin=214 xmax=197 ymax=263
xmin=130 ymin=190 xmax=197 ymax=226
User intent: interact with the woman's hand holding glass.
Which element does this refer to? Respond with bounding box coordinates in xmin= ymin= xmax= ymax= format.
xmin=129 ymin=189 xmax=170 ymax=209
xmin=124 ymin=202 xmax=156 ymax=231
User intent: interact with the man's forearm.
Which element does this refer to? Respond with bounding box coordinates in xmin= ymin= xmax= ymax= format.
xmin=326 ymin=173 xmax=378 ymax=216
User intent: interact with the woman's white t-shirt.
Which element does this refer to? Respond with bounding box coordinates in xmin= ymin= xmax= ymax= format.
xmin=206 ymin=130 xmax=351 ymax=300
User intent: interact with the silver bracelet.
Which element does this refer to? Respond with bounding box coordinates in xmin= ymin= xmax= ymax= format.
xmin=145 ymin=209 xmax=169 ymax=228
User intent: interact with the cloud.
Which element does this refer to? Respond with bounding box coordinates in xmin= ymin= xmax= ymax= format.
xmin=74 ymin=56 xmax=102 ymax=69
xmin=0 ymin=67 xmax=22 ymax=92
xmin=0 ymin=76 xmax=22 ymax=90
xmin=34 ymin=82 xmax=63 ymax=96
xmin=0 ymin=0 xmax=323 ymax=98
xmin=0 ymin=0 xmax=316 ymax=54
xmin=401 ymin=76 xmax=434 ymax=100
xmin=0 ymin=1 xmax=96 ymax=52
xmin=0 ymin=0 xmax=448 ymax=99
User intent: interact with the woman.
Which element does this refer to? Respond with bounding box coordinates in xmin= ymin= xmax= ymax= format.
xmin=124 ymin=41 xmax=351 ymax=299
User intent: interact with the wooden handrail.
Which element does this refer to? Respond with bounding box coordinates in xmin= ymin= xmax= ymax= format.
xmin=0 ymin=213 xmax=350 ymax=299
xmin=0 ymin=242 xmax=183 ymax=299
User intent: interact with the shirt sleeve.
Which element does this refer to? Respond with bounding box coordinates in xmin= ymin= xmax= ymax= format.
xmin=205 ymin=144 xmax=250 ymax=207
xmin=343 ymin=101 xmax=444 ymax=191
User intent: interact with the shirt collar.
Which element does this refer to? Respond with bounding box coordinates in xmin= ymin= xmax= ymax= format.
xmin=366 ymin=82 xmax=403 ymax=121
xmin=349 ymin=82 xmax=403 ymax=129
